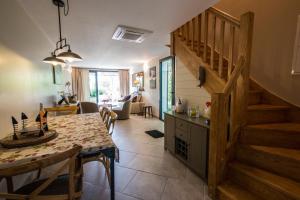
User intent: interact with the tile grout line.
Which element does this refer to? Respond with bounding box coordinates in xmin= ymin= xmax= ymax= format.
xmin=159 ymin=177 xmax=168 ymax=200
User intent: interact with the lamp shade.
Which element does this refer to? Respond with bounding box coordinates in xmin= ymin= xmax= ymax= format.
xmin=57 ymin=49 xmax=82 ymax=62
xmin=43 ymin=54 xmax=65 ymax=65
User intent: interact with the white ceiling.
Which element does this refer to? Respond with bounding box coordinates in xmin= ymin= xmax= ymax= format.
xmin=17 ymin=0 xmax=218 ymax=68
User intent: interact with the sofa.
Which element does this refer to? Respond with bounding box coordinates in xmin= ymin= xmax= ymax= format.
xmin=112 ymin=100 xmax=132 ymax=120
xmin=119 ymin=93 xmax=145 ymax=114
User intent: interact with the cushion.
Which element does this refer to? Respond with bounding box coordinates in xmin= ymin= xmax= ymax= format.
xmin=15 ymin=174 xmax=81 ymax=195
xmin=121 ymin=95 xmax=131 ymax=102
xmin=132 ymin=96 xmax=137 ymax=102
xmin=137 ymin=95 xmax=142 ymax=102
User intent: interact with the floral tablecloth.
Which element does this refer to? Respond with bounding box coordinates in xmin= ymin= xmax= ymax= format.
xmin=0 ymin=113 xmax=116 ymax=169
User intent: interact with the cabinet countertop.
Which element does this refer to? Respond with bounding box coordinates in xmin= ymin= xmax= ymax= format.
xmin=164 ymin=111 xmax=210 ymax=129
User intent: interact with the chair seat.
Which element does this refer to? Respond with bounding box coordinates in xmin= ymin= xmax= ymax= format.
xmin=79 ymin=150 xmax=103 ymax=159
xmin=15 ymin=174 xmax=81 ymax=196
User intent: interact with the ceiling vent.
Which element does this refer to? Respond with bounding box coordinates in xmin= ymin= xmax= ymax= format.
xmin=112 ymin=25 xmax=153 ymax=43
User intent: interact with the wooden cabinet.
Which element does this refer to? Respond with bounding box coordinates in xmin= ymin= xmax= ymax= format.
xmin=164 ymin=114 xmax=175 ymax=153
xmin=189 ymin=124 xmax=208 ymax=178
xmin=164 ymin=112 xmax=209 ymax=180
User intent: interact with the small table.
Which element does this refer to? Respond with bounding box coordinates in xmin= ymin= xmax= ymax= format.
xmin=44 ymin=104 xmax=78 ymax=115
xmin=143 ymin=106 xmax=153 ymax=118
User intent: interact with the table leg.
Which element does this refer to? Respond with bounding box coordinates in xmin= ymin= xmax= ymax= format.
xmin=144 ymin=107 xmax=146 ymax=118
xmin=110 ymin=155 xmax=115 ymax=200
xmin=100 ymin=147 xmax=115 ymax=200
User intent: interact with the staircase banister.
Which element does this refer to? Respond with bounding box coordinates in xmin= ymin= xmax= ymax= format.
xmin=222 ymin=56 xmax=246 ymax=95
xmin=208 ymin=7 xmax=240 ymax=27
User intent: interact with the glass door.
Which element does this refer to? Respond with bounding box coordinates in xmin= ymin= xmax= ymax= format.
xmin=159 ymin=56 xmax=175 ymax=120
xmin=88 ymin=71 xmax=121 ymax=104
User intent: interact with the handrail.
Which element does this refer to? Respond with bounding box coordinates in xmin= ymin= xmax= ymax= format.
xmin=208 ymin=7 xmax=240 ymax=27
xmin=222 ymin=56 xmax=245 ymax=95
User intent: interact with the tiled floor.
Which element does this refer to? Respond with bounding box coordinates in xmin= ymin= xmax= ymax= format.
xmin=81 ymin=115 xmax=211 ymax=200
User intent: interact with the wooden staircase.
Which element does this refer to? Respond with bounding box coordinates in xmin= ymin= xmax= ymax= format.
xmin=217 ymin=81 xmax=300 ymax=200
xmin=171 ymin=6 xmax=300 ymax=200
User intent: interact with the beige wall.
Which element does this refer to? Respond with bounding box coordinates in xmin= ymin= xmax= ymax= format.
xmin=175 ymin=57 xmax=211 ymax=113
xmin=0 ymin=1 xmax=69 ymax=138
xmin=130 ymin=53 xmax=169 ymax=117
xmin=216 ymin=0 xmax=300 ymax=106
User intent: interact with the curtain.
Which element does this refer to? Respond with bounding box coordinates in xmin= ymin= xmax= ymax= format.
xmin=72 ymin=68 xmax=90 ymax=102
xmin=119 ymin=70 xmax=129 ymax=97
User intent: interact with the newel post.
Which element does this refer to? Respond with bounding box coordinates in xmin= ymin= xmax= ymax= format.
xmin=208 ymin=93 xmax=228 ymax=199
xmin=235 ymin=12 xmax=254 ymax=127
xmin=170 ymin=31 xmax=176 ymax=56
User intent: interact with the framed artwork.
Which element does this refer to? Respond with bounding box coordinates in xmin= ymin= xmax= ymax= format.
xmin=52 ymin=65 xmax=64 ymax=85
xmin=149 ymin=66 xmax=156 ymax=89
xmin=132 ymin=72 xmax=144 ymax=91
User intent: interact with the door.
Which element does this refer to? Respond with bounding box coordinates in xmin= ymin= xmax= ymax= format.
xmin=159 ymin=56 xmax=175 ymax=120
xmin=88 ymin=71 xmax=121 ymax=104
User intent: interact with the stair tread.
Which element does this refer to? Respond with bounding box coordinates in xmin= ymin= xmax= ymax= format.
xmin=248 ymin=104 xmax=290 ymax=111
xmin=218 ymin=181 xmax=264 ymax=200
xmin=230 ymin=162 xmax=300 ymax=198
xmin=241 ymin=145 xmax=300 ymax=162
xmin=246 ymin=123 xmax=300 ymax=132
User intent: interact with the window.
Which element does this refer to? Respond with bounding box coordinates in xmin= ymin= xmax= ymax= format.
xmin=89 ymin=71 xmax=121 ymax=104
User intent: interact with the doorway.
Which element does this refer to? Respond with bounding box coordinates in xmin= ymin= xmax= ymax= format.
xmin=159 ymin=56 xmax=175 ymax=120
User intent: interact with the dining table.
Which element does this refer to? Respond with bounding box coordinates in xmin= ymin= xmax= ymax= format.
xmin=0 ymin=112 xmax=117 ymax=200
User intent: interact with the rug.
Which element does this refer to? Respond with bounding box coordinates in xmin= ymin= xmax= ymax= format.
xmin=145 ymin=130 xmax=164 ymax=138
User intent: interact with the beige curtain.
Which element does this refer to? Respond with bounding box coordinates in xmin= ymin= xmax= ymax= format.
xmin=119 ymin=70 xmax=129 ymax=97
xmin=72 ymin=68 xmax=90 ymax=102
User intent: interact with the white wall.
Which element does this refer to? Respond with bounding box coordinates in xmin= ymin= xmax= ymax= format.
xmin=0 ymin=0 xmax=70 ymax=138
xmin=130 ymin=53 xmax=169 ymax=117
xmin=175 ymin=57 xmax=211 ymax=114
xmin=216 ymin=0 xmax=300 ymax=106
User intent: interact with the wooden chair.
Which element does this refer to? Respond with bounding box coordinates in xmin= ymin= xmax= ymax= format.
xmin=102 ymin=107 xmax=111 ymax=127
xmin=80 ymin=102 xmax=99 ymax=114
xmin=0 ymin=145 xmax=83 ymax=200
xmin=107 ymin=111 xmax=118 ymax=135
xmin=81 ymin=111 xmax=117 ymax=188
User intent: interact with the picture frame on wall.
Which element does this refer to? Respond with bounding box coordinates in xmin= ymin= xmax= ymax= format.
xmin=149 ymin=66 xmax=156 ymax=89
xmin=52 ymin=65 xmax=64 ymax=85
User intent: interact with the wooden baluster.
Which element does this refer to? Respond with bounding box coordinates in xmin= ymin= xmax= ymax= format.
xmin=186 ymin=22 xmax=190 ymax=46
xmin=181 ymin=26 xmax=185 ymax=41
xmin=218 ymin=20 xmax=226 ymax=79
xmin=229 ymin=83 xmax=237 ymax=143
xmin=192 ymin=18 xmax=195 ymax=51
xmin=197 ymin=14 xmax=202 ymax=57
xmin=210 ymin=15 xmax=217 ymax=70
xmin=236 ymin=12 xmax=254 ymax=127
xmin=203 ymin=11 xmax=209 ymax=63
xmin=228 ymin=25 xmax=235 ymax=78
xmin=170 ymin=32 xmax=175 ymax=56
xmin=208 ymin=93 xmax=228 ymax=199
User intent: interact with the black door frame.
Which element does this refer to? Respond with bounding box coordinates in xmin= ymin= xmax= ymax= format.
xmin=159 ymin=56 xmax=175 ymax=120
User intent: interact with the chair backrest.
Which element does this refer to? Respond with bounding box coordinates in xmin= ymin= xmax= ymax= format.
xmin=107 ymin=111 xmax=118 ymax=135
xmin=102 ymin=107 xmax=110 ymax=125
xmin=80 ymin=102 xmax=99 ymax=114
xmin=122 ymin=100 xmax=132 ymax=112
xmin=0 ymin=145 xmax=82 ymax=200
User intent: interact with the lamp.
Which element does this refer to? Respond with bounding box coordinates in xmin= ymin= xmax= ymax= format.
xmin=43 ymin=0 xmax=82 ymax=65
xmin=43 ymin=52 xmax=65 ymax=65
xmin=57 ymin=48 xmax=82 ymax=62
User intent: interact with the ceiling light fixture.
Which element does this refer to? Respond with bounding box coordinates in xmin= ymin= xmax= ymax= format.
xmin=43 ymin=0 xmax=82 ymax=65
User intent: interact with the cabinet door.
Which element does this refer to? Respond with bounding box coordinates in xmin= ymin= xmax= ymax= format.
xmin=164 ymin=114 xmax=175 ymax=153
xmin=189 ymin=124 xmax=208 ymax=179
